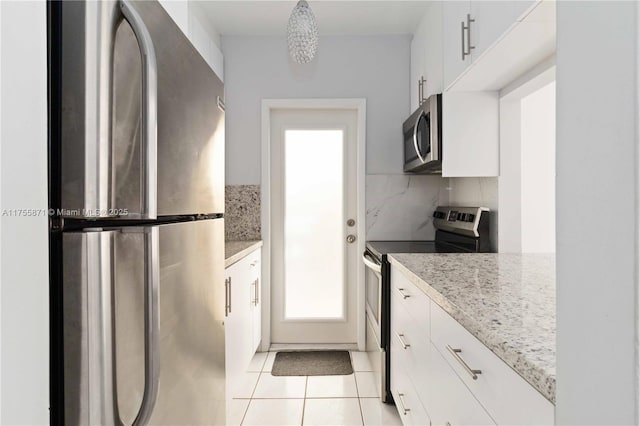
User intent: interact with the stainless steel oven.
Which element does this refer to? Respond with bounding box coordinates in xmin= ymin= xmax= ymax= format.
xmin=363 ymin=206 xmax=491 ymax=405
xmin=362 ymin=249 xmax=389 ymax=402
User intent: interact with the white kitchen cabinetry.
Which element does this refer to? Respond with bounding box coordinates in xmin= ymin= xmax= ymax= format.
xmin=442 ymin=91 xmax=499 ymax=177
xmin=431 ymin=300 xmax=554 ymax=426
xmin=443 ymin=1 xmax=537 ymax=89
xmin=390 ymin=272 xmax=431 ymax=426
xmin=389 ymin=264 xmax=553 ymax=426
xmin=410 ymin=2 xmax=443 ymax=112
xmin=225 ymin=248 xmax=262 ymax=392
xmin=425 ymin=342 xmax=496 ymax=426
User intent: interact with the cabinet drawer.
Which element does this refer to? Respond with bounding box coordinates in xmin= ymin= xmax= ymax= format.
xmin=390 ymin=345 xmax=431 ymax=426
xmin=430 ymin=300 xmax=554 ymax=425
xmin=390 ymin=292 xmax=430 ymax=403
xmin=425 ymin=341 xmax=496 ymax=426
xmin=390 ymin=268 xmax=430 ymax=331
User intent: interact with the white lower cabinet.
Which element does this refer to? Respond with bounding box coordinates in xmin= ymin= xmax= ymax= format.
xmin=225 ymin=247 xmax=262 ymax=394
xmin=390 ymin=264 xmax=553 ymax=426
xmin=424 ymin=342 xmax=495 ymax=426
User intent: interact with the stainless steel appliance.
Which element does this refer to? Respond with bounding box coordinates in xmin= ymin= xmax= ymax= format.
xmin=403 ymin=94 xmax=442 ymax=174
xmin=363 ymin=206 xmax=490 ymax=403
xmin=48 ymin=1 xmax=226 ymax=423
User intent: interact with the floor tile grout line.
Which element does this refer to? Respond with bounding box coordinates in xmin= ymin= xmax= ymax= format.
xmin=301 ymin=376 xmax=308 ymax=425
xmin=353 ymin=364 xmax=367 ymax=426
xmin=239 ymin=398 xmax=250 ymax=426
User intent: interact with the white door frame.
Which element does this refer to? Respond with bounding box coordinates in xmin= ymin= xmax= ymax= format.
xmin=260 ymin=98 xmax=366 ymax=352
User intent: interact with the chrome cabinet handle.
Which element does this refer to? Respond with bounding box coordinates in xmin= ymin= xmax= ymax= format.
xmin=396 ymin=287 xmax=410 ymax=299
xmin=460 ymin=19 xmax=465 ymax=60
xmin=446 ymin=345 xmax=482 ymax=380
xmin=252 ymin=278 xmax=260 ymax=306
xmin=461 ymin=13 xmax=475 ymax=60
xmin=395 ymin=332 xmax=410 ymax=350
xmin=120 ymin=0 xmax=157 ymax=220
xmin=397 ymin=393 xmax=411 ymax=415
xmin=225 ymin=277 xmax=232 ymax=316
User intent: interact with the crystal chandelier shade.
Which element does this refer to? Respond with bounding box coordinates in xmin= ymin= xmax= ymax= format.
xmin=287 ymin=0 xmax=319 ymax=64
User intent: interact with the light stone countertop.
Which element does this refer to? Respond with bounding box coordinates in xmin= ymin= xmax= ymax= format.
xmin=225 ymin=240 xmax=263 ymax=268
xmin=388 ymin=253 xmax=556 ymax=404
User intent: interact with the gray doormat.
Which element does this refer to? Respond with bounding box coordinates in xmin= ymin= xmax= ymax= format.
xmin=271 ymin=350 xmax=353 ymax=376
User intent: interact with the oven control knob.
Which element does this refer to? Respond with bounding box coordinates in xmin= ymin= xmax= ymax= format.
xmin=346 ymin=235 xmax=356 ymax=244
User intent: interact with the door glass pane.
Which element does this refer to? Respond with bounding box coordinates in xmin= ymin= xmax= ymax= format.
xmin=284 ymin=129 xmax=344 ymax=319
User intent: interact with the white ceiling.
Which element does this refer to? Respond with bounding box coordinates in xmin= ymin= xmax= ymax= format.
xmin=197 ymin=1 xmax=430 ymax=36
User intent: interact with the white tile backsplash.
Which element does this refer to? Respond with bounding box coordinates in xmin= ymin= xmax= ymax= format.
xmin=366 ymin=174 xmax=449 ymax=241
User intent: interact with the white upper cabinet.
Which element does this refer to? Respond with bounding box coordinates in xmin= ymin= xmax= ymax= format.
xmin=443 ymin=1 xmax=473 ymax=90
xmin=442 ymin=91 xmax=499 ymax=177
xmin=469 ymin=1 xmax=536 ymax=59
xmin=410 ymin=2 xmax=444 ymax=112
xmin=443 ymin=0 xmax=541 ymax=89
xmin=410 ymin=19 xmax=427 ymax=112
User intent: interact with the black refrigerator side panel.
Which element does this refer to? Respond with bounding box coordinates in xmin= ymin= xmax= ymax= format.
xmin=48 ymin=0 xmax=64 ymax=423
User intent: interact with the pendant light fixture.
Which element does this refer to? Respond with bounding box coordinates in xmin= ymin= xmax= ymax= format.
xmin=287 ymin=0 xmax=319 ymax=64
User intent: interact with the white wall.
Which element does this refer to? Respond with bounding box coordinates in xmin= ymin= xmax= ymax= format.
xmin=556 ymin=2 xmax=638 ymax=424
xmin=521 ymin=81 xmax=555 ymax=253
xmin=0 ymin=1 xmax=50 ymax=424
xmin=222 ymin=35 xmax=411 ymax=185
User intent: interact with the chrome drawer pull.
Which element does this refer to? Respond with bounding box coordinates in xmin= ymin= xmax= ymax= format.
xmin=396 ymin=288 xmax=410 ymax=299
xmin=397 ymin=393 xmax=410 ymax=415
xmin=446 ymin=345 xmax=482 ymax=380
xmin=395 ymin=332 xmax=410 ymax=349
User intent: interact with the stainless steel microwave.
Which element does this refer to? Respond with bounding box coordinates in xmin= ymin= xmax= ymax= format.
xmin=403 ymin=93 xmax=442 ymax=174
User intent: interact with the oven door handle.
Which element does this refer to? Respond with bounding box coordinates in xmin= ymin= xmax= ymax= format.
xmin=362 ymin=252 xmax=382 ymax=275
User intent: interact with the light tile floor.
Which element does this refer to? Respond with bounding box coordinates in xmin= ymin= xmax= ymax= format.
xmin=229 ymin=350 xmax=403 ymax=426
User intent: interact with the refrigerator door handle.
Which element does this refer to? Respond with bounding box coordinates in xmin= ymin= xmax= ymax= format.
xmin=120 ymin=0 xmax=158 ymax=220
xmin=132 ymin=227 xmax=161 ymax=426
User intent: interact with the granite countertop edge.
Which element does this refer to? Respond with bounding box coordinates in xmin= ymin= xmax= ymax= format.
xmin=225 ymin=240 xmax=263 ymax=268
xmin=388 ymin=254 xmax=556 ymax=405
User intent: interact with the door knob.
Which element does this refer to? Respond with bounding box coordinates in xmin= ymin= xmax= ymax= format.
xmin=346 ymin=235 xmax=356 ymax=243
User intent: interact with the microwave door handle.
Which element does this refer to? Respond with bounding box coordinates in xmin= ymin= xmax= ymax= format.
xmin=413 ymin=112 xmax=426 ymax=163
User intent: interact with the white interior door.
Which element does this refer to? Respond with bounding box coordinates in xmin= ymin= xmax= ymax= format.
xmin=271 ymin=108 xmax=358 ymax=344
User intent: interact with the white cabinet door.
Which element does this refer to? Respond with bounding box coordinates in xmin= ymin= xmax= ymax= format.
xmin=225 ymin=252 xmax=257 ymax=396
xmin=469 ymin=1 xmax=537 ymax=60
xmin=423 ymin=1 xmax=444 ymax=97
xmin=442 ymin=91 xmax=500 ymax=177
xmin=443 ymin=1 xmax=472 ymax=88
xmin=411 ymin=2 xmax=443 ymax=111
xmin=425 ymin=342 xmax=496 ymax=426
xmin=410 ymin=24 xmax=427 ymax=112
xmin=246 ymin=248 xmax=262 ymax=352
xmin=251 ymin=277 xmax=261 ymax=351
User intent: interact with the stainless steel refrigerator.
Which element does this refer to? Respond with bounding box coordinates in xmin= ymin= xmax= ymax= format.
xmin=49 ymin=1 xmax=226 ymax=424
